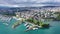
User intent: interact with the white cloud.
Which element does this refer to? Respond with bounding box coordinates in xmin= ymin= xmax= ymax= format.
xmin=0 ymin=0 xmax=60 ymax=7
xmin=0 ymin=4 xmax=19 ymax=7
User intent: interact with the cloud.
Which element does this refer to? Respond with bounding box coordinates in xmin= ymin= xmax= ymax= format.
xmin=0 ymin=4 xmax=19 ymax=7
xmin=0 ymin=0 xmax=60 ymax=7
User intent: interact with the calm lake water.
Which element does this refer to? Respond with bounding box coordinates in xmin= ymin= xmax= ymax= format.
xmin=0 ymin=19 xmax=60 ymax=34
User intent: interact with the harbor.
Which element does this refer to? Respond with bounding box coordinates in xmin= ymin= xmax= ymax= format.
xmin=0 ymin=19 xmax=60 ymax=34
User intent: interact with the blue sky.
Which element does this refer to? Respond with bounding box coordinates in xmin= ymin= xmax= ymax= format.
xmin=0 ymin=0 xmax=60 ymax=7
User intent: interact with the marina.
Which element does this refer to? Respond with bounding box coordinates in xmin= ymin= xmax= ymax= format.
xmin=0 ymin=19 xmax=60 ymax=34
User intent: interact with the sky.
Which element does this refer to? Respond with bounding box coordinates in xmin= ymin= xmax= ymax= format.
xmin=0 ymin=0 xmax=60 ymax=7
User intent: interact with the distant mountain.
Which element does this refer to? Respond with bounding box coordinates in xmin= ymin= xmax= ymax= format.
xmin=0 ymin=5 xmax=60 ymax=10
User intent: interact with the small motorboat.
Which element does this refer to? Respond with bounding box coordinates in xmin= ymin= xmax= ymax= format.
xmin=33 ymin=28 xmax=38 ymax=30
xmin=3 ymin=23 xmax=9 ymax=25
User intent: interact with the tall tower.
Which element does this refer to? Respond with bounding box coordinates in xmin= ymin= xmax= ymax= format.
xmin=15 ymin=9 xmax=21 ymax=18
